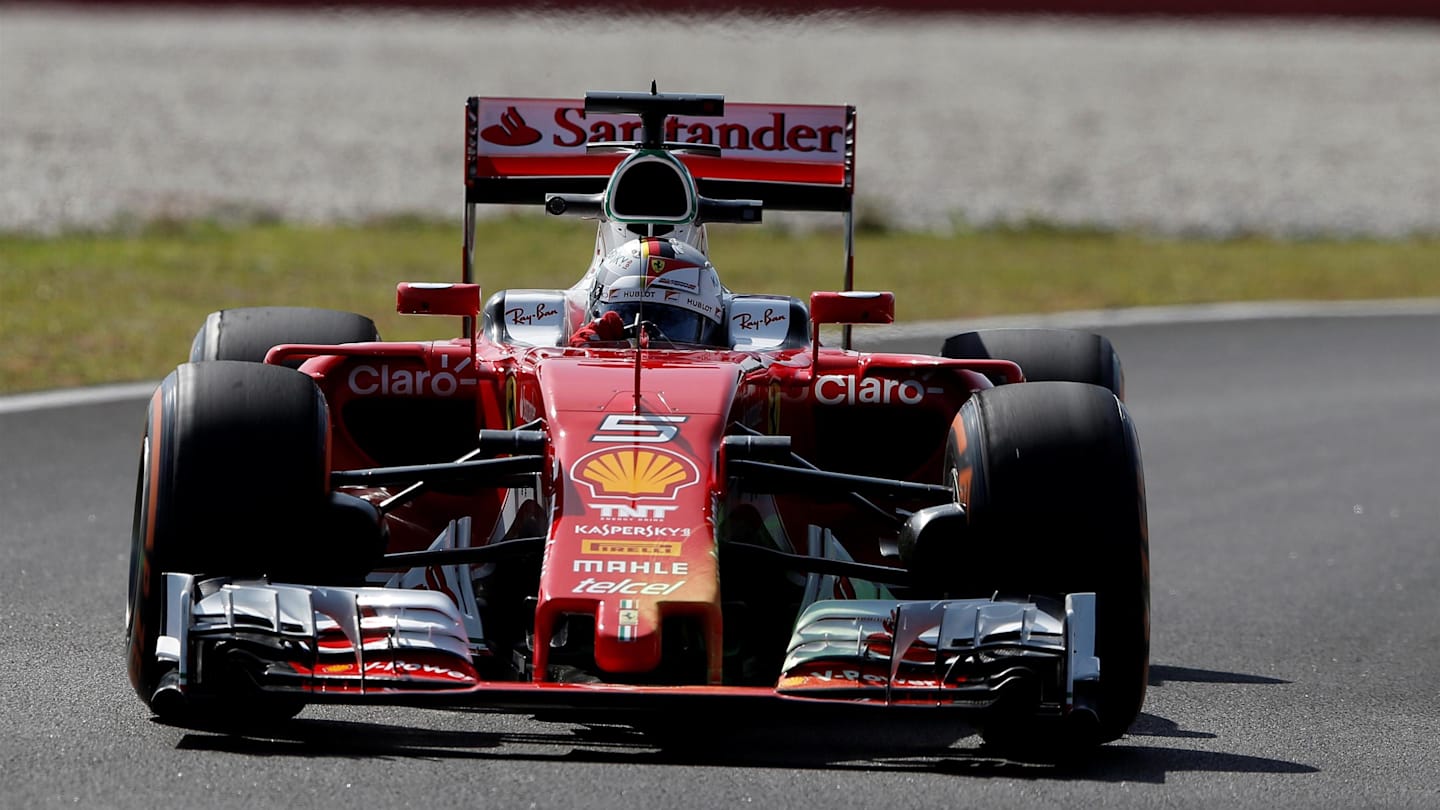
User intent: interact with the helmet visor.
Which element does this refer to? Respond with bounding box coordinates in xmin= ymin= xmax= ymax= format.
xmin=606 ymin=302 xmax=719 ymax=347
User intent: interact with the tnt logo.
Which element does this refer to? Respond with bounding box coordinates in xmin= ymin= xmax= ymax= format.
xmin=594 ymin=504 xmax=678 ymax=519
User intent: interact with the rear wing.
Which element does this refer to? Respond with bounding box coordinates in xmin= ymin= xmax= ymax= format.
xmin=462 ymin=93 xmax=859 ymax=345
xmin=464 ymin=96 xmax=856 ymax=213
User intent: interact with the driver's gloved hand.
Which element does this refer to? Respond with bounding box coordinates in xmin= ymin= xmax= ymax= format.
xmin=568 ymin=310 xmax=627 ymax=346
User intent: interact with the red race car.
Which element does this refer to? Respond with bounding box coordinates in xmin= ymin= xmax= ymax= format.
xmin=126 ymin=88 xmax=1148 ymax=755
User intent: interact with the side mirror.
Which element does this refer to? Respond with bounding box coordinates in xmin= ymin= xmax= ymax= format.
xmin=809 ymin=291 xmax=894 ymax=349
xmin=397 ymin=282 xmax=481 ymax=318
xmin=809 ymin=291 xmax=894 ymax=326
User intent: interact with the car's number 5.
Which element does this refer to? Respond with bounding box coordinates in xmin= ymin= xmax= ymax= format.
xmin=591 ymin=414 xmax=687 ymax=444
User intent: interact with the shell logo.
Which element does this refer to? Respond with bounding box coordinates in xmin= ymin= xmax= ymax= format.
xmin=571 ymin=447 xmax=699 ymax=500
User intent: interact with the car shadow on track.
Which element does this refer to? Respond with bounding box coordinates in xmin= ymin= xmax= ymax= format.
xmin=171 ymin=700 xmax=1317 ymax=784
xmin=1148 ymin=664 xmax=1290 ymax=686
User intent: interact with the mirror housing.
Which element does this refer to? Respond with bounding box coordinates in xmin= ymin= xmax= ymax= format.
xmin=397 ymin=282 xmax=481 ymax=318
xmin=809 ymin=291 xmax=894 ymax=349
xmin=809 ymin=291 xmax=895 ymax=326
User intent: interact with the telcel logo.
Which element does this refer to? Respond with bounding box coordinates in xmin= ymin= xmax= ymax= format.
xmin=814 ymin=375 xmax=927 ymax=406
xmin=572 ymin=578 xmax=686 ymax=595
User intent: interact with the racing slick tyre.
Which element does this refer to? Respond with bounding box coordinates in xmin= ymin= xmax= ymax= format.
xmin=940 ymin=328 xmax=1124 ymax=399
xmin=943 ymin=381 xmax=1149 ymax=754
xmin=126 ymin=361 xmax=356 ymax=725
xmin=189 ymin=306 xmax=380 ymax=365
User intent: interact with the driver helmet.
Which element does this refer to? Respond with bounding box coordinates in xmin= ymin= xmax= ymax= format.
xmin=588 ymin=237 xmax=725 ymax=346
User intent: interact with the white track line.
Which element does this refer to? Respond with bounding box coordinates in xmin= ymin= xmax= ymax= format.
xmin=0 ymin=381 xmax=159 ymax=415
xmin=856 ymin=297 xmax=1440 ymax=343
xmin=3 ymin=299 xmax=1438 ymax=415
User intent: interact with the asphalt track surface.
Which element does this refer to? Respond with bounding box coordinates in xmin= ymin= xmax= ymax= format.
xmin=3 ymin=310 xmax=1439 ymax=808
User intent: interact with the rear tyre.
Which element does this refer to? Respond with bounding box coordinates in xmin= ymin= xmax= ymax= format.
xmin=941 ymin=328 xmax=1124 ymax=398
xmin=189 ymin=306 xmax=379 ymax=365
xmin=943 ymin=381 xmax=1149 ymax=753
xmin=126 ymin=361 xmax=336 ymax=722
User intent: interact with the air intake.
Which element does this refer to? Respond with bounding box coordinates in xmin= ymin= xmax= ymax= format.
xmin=606 ymin=155 xmax=695 ymax=222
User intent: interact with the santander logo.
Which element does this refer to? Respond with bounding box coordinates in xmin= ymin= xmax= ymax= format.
xmin=473 ymin=100 xmax=849 ymax=161
xmin=480 ymin=107 xmax=542 ymax=147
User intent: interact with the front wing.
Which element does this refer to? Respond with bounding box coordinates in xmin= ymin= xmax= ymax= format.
xmin=156 ymin=573 xmax=1098 ymax=721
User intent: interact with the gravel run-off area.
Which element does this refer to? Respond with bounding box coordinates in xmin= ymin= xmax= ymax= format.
xmin=2 ymin=7 xmax=1438 ymax=237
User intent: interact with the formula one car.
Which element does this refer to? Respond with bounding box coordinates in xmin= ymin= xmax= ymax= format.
xmin=126 ymin=88 xmax=1149 ymax=754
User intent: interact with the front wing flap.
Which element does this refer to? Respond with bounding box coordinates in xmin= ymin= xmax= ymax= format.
xmin=158 ymin=574 xmax=481 ymax=696
xmin=777 ymin=596 xmax=1098 ymax=716
xmin=158 ymin=574 xmax=1097 ymax=718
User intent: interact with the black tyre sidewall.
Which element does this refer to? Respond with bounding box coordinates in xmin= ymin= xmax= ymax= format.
xmin=126 ymin=377 xmax=175 ymax=705
xmin=941 ymin=328 xmax=1124 ymax=398
xmin=126 ymin=361 xmax=331 ymax=708
xmin=947 ymin=381 xmax=1150 ymax=746
xmin=190 ymin=307 xmax=379 ymax=364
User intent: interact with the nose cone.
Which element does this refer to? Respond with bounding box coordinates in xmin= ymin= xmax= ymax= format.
xmin=538 ymin=538 xmax=721 ymax=679
xmin=532 ymin=357 xmax=740 ymax=683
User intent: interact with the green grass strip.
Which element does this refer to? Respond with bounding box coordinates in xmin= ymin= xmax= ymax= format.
xmin=2 ymin=215 xmax=1437 ymax=394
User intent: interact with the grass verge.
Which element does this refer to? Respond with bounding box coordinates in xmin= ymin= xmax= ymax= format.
xmin=2 ymin=215 xmax=1437 ymax=394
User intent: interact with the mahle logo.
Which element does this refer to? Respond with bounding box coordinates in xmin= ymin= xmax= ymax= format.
xmin=571 ymin=447 xmax=698 ymax=500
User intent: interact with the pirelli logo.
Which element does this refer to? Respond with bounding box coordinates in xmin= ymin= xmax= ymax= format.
xmin=581 ymin=539 xmax=681 ymax=557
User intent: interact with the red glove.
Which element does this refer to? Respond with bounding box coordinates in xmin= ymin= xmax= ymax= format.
xmin=568 ymin=310 xmax=627 ymax=346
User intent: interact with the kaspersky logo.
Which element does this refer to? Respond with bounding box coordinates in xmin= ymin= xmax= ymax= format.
xmin=570 ymin=447 xmax=699 ymax=501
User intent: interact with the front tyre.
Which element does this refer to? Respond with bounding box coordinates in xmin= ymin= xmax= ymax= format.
xmin=945 ymin=381 xmax=1149 ymax=752
xmin=126 ymin=361 xmax=332 ymax=722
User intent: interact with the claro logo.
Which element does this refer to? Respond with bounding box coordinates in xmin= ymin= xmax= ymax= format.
xmin=813 ymin=375 xmax=931 ymax=406
xmin=347 ymin=356 xmax=476 ymax=397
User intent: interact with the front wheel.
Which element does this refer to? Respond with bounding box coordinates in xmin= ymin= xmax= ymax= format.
xmin=126 ymin=361 xmax=334 ymax=722
xmin=943 ymin=381 xmax=1149 ymax=751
